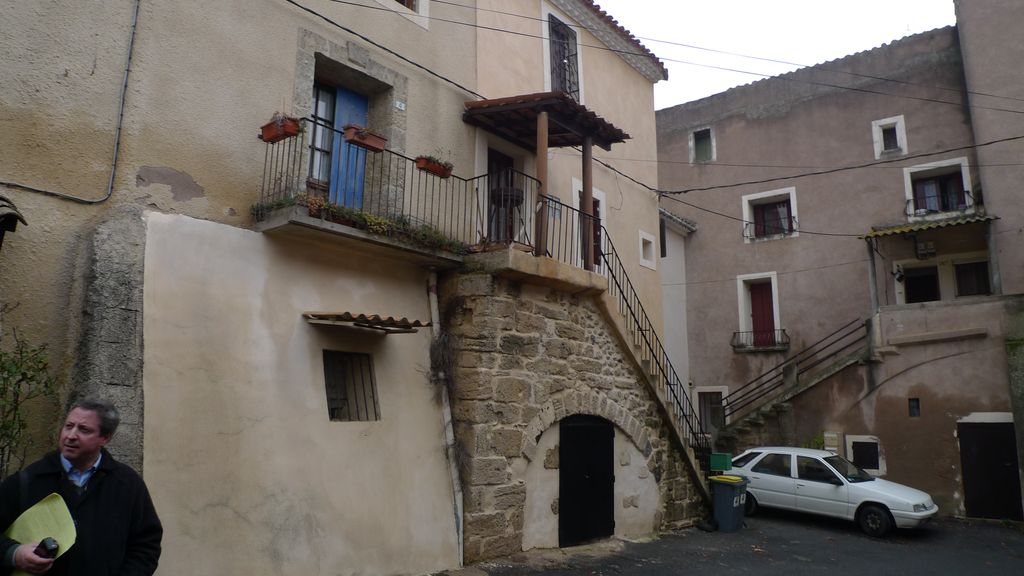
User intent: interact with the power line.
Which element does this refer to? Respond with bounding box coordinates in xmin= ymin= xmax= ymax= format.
xmin=662 ymin=133 xmax=1024 ymax=194
xmin=663 ymin=257 xmax=869 ymax=288
xmin=355 ymin=0 xmax=1024 ymax=116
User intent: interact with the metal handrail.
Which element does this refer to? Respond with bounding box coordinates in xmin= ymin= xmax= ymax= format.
xmin=540 ymin=194 xmax=712 ymax=480
xmin=723 ymin=319 xmax=867 ymax=419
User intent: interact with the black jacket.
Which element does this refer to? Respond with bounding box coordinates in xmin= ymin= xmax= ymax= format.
xmin=0 ymin=449 xmax=162 ymax=576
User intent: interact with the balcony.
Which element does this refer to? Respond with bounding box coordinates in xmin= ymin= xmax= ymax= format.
xmin=731 ymin=329 xmax=790 ymax=352
xmin=252 ymin=118 xmax=540 ymax=265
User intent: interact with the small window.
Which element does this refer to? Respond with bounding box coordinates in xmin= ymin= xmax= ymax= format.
xmin=693 ymin=128 xmax=713 ymax=162
xmin=752 ymin=453 xmax=792 ymax=477
xmin=851 ymin=441 xmax=880 ymax=470
xmin=872 ymin=115 xmax=906 ymax=158
xmin=955 ymin=261 xmax=991 ymax=297
xmin=882 ymin=126 xmax=899 ymax=151
xmin=732 ymin=451 xmax=762 ymax=468
xmin=639 ymin=230 xmax=656 ymax=270
xmin=908 ymin=398 xmax=921 ymax=417
xmin=904 ymin=266 xmax=940 ymax=303
xmin=797 ymin=456 xmax=840 ymax=484
xmin=394 ymin=0 xmax=416 ymax=9
xmin=323 ymin=350 xmax=381 ymax=421
xmin=659 ymin=218 xmax=667 ymax=258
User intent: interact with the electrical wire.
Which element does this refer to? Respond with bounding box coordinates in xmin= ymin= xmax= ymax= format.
xmin=325 ymin=0 xmax=1024 ymax=116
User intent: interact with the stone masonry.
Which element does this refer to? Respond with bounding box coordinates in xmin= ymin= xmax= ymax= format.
xmin=444 ymin=271 xmax=705 ymax=562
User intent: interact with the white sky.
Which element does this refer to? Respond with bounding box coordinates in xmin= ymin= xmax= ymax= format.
xmin=593 ymin=0 xmax=957 ymax=109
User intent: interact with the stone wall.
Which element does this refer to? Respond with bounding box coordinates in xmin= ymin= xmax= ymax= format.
xmin=443 ymin=271 xmax=704 ymax=562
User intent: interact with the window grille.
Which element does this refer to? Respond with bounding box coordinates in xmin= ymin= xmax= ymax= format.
xmin=323 ymin=350 xmax=381 ymax=421
xmin=549 ymin=16 xmax=580 ymax=101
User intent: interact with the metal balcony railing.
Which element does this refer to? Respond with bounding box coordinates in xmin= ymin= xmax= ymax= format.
xmin=539 ymin=195 xmax=712 ymax=481
xmin=743 ymin=216 xmax=797 ymax=239
xmin=730 ymin=329 xmax=791 ymax=351
xmin=255 ymin=118 xmax=540 ymax=251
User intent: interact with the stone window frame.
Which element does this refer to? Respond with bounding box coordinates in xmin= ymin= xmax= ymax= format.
xmin=902 ymin=156 xmax=974 ymax=221
xmin=294 ymin=28 xmax=409 ymax=157
xmin=741 ymin=187 xmax=799 ymax=243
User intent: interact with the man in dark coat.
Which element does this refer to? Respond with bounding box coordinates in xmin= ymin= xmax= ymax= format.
xmin=0 ymin=398 xmax=162 ymax=575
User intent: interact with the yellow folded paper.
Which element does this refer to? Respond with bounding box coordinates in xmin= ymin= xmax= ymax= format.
xmin=4 ymin=492 xmax=76 ymax=575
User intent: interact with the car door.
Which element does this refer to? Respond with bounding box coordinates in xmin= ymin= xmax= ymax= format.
xmin=795 ymin=455 xmax=849 ymax=518
xmin=747 ymin=452 xmax=797 ymax=510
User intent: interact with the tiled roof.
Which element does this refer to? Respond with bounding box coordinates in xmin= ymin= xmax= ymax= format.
xmin=303 ymin=312 xmax=430 ymax=334
xmin=584 ymin=1 xmax=668 ymax=80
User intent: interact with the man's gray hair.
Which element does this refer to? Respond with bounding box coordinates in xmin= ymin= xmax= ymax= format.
xmin=69 ymin=397 xmax=120 ymax=438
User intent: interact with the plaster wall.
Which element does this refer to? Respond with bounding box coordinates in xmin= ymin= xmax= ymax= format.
xmin=657 ymin=27 xmax=976 ymax=393
xmin=955 ymin=0 xmax=1024 ymax=294
xmin=142 ymin=212 xmax=458 ymax=575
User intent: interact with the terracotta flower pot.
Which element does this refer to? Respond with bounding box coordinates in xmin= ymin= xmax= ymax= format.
xmin=343 ymin=124 xmax=388 ymax=152
xmin=415 ymin=157 xmax=453 ymax=178
xmin=260 ymin=115 xmax=300 ymax=143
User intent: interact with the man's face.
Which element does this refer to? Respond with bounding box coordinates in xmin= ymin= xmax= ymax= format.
xmin=59 ymin=408 xmax=110 ymax=469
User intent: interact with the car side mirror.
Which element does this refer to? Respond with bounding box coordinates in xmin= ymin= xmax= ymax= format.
xmin=829 ymin=476 xmax=844 ymax=486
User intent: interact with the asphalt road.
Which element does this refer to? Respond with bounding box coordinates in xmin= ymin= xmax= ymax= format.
xmin=452 ymin=510 xmax=1024 ymax=575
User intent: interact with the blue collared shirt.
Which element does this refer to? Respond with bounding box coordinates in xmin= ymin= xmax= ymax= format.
xmin=60 ymin=452 xmax=102 ymax=488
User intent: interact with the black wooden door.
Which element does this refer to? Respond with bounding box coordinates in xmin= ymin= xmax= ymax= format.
xmin=559 ymin=415 xmax=614 ymax=547
xmin=958 ymin=422 xmax=1023 ymax=520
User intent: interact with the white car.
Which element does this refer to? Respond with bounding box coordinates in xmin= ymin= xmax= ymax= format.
xmin=730 ymin=447 xmax=938 ymax=537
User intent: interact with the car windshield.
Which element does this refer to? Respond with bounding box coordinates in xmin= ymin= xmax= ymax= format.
xmin=824 ymin=455 xmax=874 ymax=482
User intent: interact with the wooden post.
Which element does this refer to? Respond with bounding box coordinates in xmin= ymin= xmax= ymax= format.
xmin=582 ymin=136 xmax=594 ymax=271
xmin=534 ymin=111 xmax=549 ymax=257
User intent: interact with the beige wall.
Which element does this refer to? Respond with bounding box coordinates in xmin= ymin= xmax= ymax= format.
xmin=143 ymin=212 xmax=458 ymax=575
xmin=0 ymin=0 xmax=478 ymax=450
xmin=475 ymin=0 xmax=666 ymax=334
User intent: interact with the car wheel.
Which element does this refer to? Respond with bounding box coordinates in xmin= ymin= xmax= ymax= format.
xmin=744 ymin=493 xmax=758 ymax=516
xmin=857 ymin=504 xmax=893 ymax=537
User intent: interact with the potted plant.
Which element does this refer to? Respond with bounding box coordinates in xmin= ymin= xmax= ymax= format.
xmin=415 ymin=150 xmax=454 ymax=178
xmin=260 ymin=112 xmax=301 ymax=143
xmin=343 ymin=124 xmax=388 ymax=152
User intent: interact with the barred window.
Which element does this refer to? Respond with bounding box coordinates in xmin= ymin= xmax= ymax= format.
xmin=323 ymin=350 xmax=381 ymax=421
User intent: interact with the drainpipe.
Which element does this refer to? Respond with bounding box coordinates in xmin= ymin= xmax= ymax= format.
xmin=428 ymin=270 xmax=463 ymax=566
xmin=865 ymin=238 xmax=879 ymax=313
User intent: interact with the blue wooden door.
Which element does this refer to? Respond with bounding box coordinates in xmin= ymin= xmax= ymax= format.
xmin=329 ymin=88 xmax=369 ymax=208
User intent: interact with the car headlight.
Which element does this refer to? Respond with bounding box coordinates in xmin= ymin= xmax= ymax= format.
xmin=913 ymin=503 xmax=932 ymax=512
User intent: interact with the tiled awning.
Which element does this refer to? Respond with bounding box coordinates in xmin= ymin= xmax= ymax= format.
xmin=863 ymin=214 xmax=996 ymax=238
xmin=303 ymin=311 xmax=430 ymax=334
xmin=463 ymin=91 xmax=629 ymax=152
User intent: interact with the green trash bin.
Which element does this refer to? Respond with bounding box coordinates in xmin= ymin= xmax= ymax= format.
xmin=709 ymin=474 xmax=748 ymax=532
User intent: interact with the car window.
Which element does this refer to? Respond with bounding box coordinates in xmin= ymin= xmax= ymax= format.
xmin=824 ymin=455 xmax=874 ymax=483
xmin=798 ymin=456 xmax=842 ymax=484
xmin=732 ymin=451 xmax=762 ymax=468
xmin=751 ymin=453 xmax=791 ymax=477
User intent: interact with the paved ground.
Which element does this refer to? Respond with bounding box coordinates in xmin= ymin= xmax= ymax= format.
xmin=441 ymin=510 xmax=1024 ymax=575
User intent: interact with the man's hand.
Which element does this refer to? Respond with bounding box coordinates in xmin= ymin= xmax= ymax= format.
xmin=13 ymin=543 xmax=55 ymax=574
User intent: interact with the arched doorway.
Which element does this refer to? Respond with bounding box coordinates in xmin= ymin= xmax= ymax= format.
xmin=559 ymin=415 xmax=614 ymax=546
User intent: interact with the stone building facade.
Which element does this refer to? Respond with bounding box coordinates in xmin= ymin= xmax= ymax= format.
xmin=444 ymin=263 xmax=705 ymax=562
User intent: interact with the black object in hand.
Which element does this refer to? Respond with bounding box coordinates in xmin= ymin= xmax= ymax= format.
xmin=33 ymin=537 xmax=58 ymax=559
